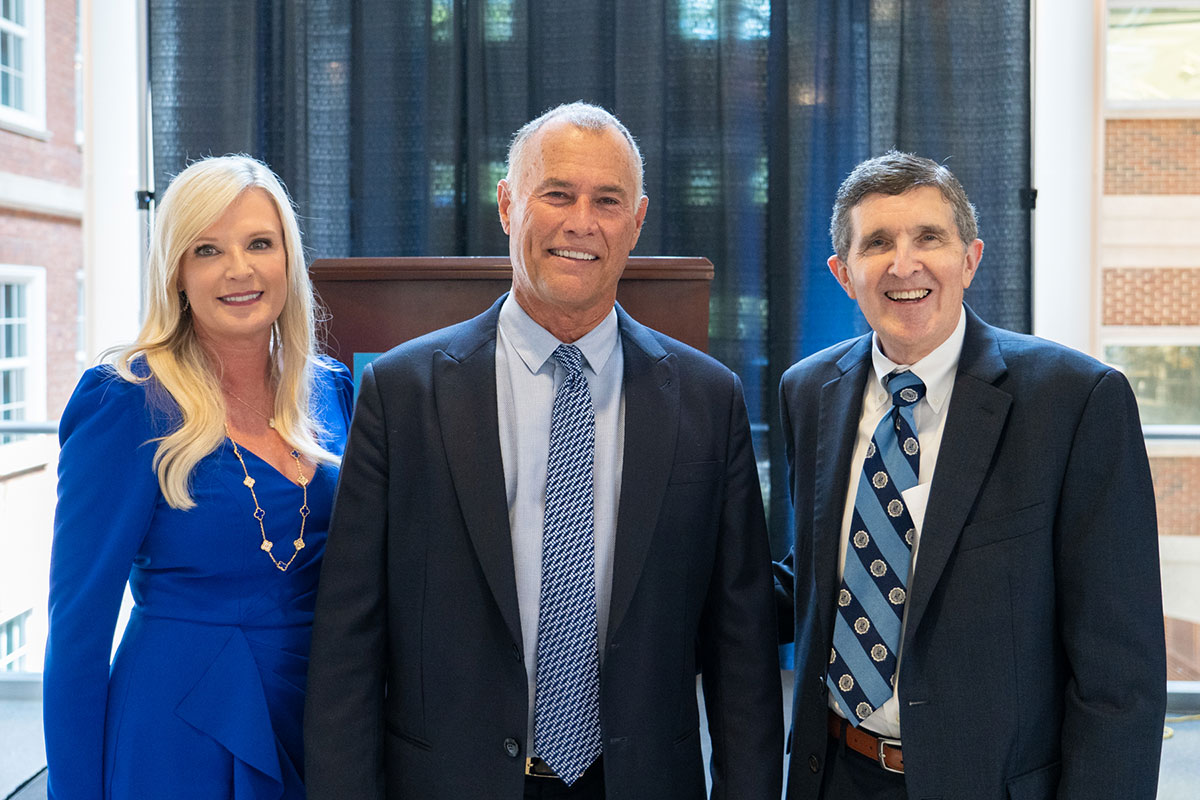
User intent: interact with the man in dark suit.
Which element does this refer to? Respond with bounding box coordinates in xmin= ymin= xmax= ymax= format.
xmin=305 ymin=102 xmax=782 ymax=799
xmin=775 ymin=152 xmax=1165 ymax=799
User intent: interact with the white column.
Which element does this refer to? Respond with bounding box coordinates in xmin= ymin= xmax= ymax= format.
xmin=1031 ymin=0 xmax=1100 ymax=354
xmin=81 ymin=0 xmax=145 ymax=360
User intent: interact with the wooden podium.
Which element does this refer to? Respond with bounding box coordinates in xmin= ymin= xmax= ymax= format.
xmin=310 ymin=256 xmax=714 ymax=372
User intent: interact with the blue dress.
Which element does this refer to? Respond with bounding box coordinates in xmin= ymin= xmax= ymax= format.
xmin=43 ymin=358 xmax=354 ymax=800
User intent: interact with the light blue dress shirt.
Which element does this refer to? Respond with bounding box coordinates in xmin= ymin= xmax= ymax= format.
xmin=495 ymin=293 xmax=626 ymax=753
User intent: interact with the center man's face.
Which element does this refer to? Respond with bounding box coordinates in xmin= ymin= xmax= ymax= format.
xmin=828 ymin=185 xmax=983 ymax=364
xmin=498 ymin=120 xmax=648 ymax=336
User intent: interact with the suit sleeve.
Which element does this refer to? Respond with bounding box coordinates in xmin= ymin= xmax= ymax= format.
xmin=305 ymin=362 xmax=390 ymax=800
xmin=772 ymin=371 xmax=798 ymax=644
xmin=1055 ymin=369 xmax=1165 ymax=798
xmin=698 ymin=373 xmax=784 ymax=799
xmin=331 ymin=358 xmax=355 ymax=428
xmin=43 ymin=368 xmax=159 ymax=800
xmin=317 ymin=356 xmax=355 ymax=453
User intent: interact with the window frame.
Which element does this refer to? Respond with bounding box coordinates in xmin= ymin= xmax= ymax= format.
xmin=0 ymin=0 xmax=46 ymax=135
xmin=0 ymin=264 xmax=47 ymax=477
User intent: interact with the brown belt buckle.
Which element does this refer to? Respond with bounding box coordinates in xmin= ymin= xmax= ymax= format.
xmin=525 ymin=757 xmax=558 ymax=779
xmin=876 ymin=737 xmax=904 ymax=773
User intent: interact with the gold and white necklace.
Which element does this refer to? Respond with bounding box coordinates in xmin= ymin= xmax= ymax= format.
xmin=226 ymin=425 xmax=310 ymax=572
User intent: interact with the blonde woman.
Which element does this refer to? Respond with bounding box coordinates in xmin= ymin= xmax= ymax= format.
xmin=43 ymin=155 xmax=353 ymax=800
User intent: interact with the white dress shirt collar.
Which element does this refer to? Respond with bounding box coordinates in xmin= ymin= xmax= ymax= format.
xmin=867 ymin=305 xmax=966 ymax=416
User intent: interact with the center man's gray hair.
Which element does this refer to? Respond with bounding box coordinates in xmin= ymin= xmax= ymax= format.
xmin=506 ymin=102 xmax=645 ymax=201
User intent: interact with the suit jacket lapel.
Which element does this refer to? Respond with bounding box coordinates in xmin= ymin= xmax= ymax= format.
xmin=434 ymin=296 xmax=524 ymax=649
xmin=904 ymin=307 xmax=1012 ymax=637
xmin=814 ymin=338 xmax=873 ymax=644
xmin=608 ymin=307 xmax=678 ymax=639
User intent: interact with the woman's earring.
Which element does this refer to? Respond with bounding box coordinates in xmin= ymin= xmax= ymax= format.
xmin=179 ymin=291 xmax=190 ymax=313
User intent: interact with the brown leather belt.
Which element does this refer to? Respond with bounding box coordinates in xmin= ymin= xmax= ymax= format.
xmin=828 ymin=710 xmax=904 ymax=773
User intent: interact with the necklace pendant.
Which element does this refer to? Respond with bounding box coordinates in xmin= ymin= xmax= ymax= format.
xmin=293 ymin=538 xmax=306 ymax=550
xmin=260 ymin=539 xmax=274 ymax=552
xmin=243 ymin=475 xmax=255 ymax=488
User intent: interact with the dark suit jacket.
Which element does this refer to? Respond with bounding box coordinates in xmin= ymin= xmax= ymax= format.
xmin=305 ymin=296 xmax=782 ymax=799
xmin=775 ymin=307 xmax=1165 ymax=800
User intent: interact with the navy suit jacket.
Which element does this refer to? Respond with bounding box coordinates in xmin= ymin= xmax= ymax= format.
xmin=776 ymin=307 xmax=1165 ymax=800
xmin=305 ymin=296 xmax=782 ymax=799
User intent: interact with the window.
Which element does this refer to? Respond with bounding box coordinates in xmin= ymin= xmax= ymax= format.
xmin=0 ymin=609 xmax=31 ymax=672
xmin=1105 ymin=342 xmax=1200 ymax=427
xmin=1 ymin=282 xmax=30 ymax=445
xmin=678 ymin=0 xmax=769 ymax=41
xmin=484 ymin=0 xmax=514 ymax=42
xmin=680 ymin=0 xmax=719 ymax=40
xmin=1106 ymin=2 xmax=1200 ymax=112
xmin=431 ymin=0 xmax=453 ymax=43
xmin=0 ymin=266 xmax=45 ymax=453
xmin=0 ymin=0 xmax=45 ymax=133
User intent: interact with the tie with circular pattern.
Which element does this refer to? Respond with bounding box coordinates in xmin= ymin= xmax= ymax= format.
xmin=827 ymin=370 xmax=926 ymax=726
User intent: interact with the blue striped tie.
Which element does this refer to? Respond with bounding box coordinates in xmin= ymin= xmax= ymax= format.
xmin=827 ymin=370 xmax=925 ymax=726
xmin=534 ymin=344 xmax=602 ymax=785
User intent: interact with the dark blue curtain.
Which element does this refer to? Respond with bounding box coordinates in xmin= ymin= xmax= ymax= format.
xmin=149 ymin=0 xmax=1030 ymax=553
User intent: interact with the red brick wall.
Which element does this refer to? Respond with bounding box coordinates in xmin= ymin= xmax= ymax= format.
xmin=1105 ymin=119 xmax=1200 ymax=195
xmin=1151 ymin=457 xmax=1200 ymax=539
xmin=1165 ymin=618 xmax=1200 ymax=681
xmin=1153 ymin=455 xmax=1200 ymax=682
xmin=0 ymin=0 xmax=82 ymax=417
xmin=1102 ymin=268 xmax=1200 ymax=325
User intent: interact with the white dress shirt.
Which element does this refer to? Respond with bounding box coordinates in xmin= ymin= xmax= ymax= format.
xmin=494 ymin=294 xmax=626 ymax=753
xmin=830 ymin=306 xmax=967 ymax=738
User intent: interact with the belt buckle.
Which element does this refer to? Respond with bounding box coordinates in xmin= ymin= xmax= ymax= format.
xmin=525 ymin=757 xmax=557 ymax=779
xmin=876 ymin=737 xmax=903 ymax=774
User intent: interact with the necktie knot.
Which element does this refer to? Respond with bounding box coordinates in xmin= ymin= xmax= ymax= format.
xmin=886 ymin=371 xmax=925 ymax=409
xmin=552 ymin=344 xmax=585 ymax=376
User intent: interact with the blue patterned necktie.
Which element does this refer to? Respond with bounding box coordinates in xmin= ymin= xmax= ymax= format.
xmin=534 ymin=344 xmax=602 ymax=785
xmin=828 ymin=370 xmax=926 ymax=726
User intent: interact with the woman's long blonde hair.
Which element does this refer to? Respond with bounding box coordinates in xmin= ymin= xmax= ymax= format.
xmin=112 ymin=155 xmax=338 ymax=510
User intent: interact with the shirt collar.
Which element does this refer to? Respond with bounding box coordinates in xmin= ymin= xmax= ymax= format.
xmin=499 ymin=293 xmax=620 ymax=376
xmin=867 ymin=305 xmax=966 ymax=414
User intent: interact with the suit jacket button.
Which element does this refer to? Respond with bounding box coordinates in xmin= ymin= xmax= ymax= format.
xmin=808 ymin=754 xmax=821 ymax=773
xmin=504 ymin=738 xmax=520 ymax=758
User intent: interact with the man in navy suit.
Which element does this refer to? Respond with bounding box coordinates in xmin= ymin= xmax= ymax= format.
xmin=775 ymin=152 xmax=1165 ymax=799
xmin=305 ymin=103 xmax=782 ymax=799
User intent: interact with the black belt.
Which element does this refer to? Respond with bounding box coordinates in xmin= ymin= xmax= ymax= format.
xmin=525 ymin=756 xmax=603 ymax=781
